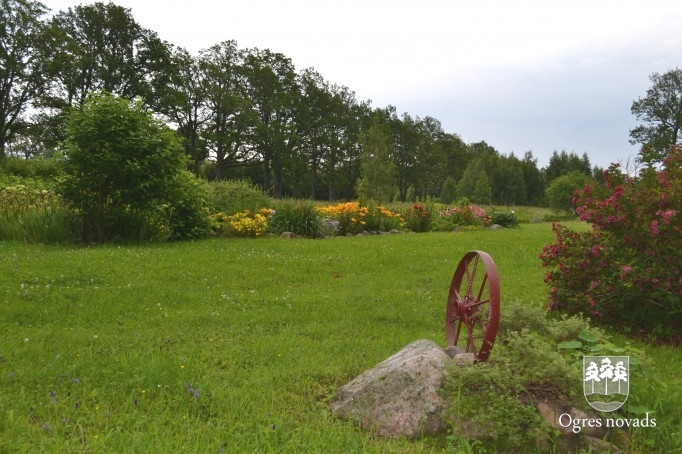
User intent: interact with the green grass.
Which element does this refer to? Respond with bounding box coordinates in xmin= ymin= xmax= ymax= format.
xmin=0 ymin=223 xmax=679 ymax=452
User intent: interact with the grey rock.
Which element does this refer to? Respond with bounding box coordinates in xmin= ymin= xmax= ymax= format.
xmin=330 ymin=339 xmax=450 ymax=438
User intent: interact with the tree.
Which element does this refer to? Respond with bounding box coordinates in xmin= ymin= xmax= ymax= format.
xmin=243 ymin=48 xmax=299 ymax=197
xmin=357 ymin=114 xmax=395 ymax=204
xmin=199 ymin=41 xmax=254 ymax=180
xmin=630 ymin=68 xmax=682 ymax=164
xmin=521 ymin=151 xmax=545 ymax=205
xmin=544 ymin=150 xmax=592 ymax=182
xmin=46 ymin=2 xmax=172 ymax=111
xmin=545 ymin=171 xmax=592 ymax=215
xmin=493 ymin=153 xmax=526 ymax=205
xmin=440 ymin=176 xmax=457 ymax=204
xmin=457 ymin=159 xmax=491 ymax=204
xmin=60 ymin=92 xmax=207 ymax=242
xmin=156 ymin=46 xmax=211 ymax=172
xmin=0 ymin=0 xmax=54 ymax=158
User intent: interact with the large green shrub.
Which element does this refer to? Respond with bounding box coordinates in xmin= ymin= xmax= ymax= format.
xmin=206 ymin=179 xmax=270 ymax=215
xmin=540 ymin=146 xmax=682 ymax=341
xmin=59 ymin=92 xmax=207 ymax=242
xmin=545 ymin=171 xmax=592 ymax=215
xmin=162 ymin=171 xmax=211 ymax=240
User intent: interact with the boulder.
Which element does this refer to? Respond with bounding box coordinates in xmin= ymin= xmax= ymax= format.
xmin=330 ymin=339 xmax=450 ymax=438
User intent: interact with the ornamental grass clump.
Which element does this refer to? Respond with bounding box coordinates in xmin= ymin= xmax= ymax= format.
xmin=540 ymin=146 xmax=682 ymax=342
xmin=0 ymin=184 xmax=79 ymax=243
xmin=269 ymin=200 xmax=323 ymax=238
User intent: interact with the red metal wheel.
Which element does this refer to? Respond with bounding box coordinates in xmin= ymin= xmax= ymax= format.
xmin=446 ymin=251 xmax=500 ymax=362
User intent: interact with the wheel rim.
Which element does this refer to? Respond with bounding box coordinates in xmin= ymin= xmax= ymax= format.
xmin=446 ymin=251 xmax=500 ymax=362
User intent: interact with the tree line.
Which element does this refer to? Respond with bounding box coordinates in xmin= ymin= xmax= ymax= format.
xmin=7 ymin=1 xmax=680 ymax=204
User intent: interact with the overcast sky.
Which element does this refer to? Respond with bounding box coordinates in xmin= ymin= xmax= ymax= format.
xmin=41 ymin=0 xmax=682 ymax=169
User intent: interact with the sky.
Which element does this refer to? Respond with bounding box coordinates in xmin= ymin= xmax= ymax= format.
xmin=40 ymin=0 xmax=682 ymax=169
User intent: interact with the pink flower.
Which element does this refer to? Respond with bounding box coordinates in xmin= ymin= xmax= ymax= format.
xmin=650 ymin=220 xmax=660 ymax=236
xmin=656 ymin=209 xmax=677 ymax=225
xmin=620 ymin=265 xmax=633 ymax=279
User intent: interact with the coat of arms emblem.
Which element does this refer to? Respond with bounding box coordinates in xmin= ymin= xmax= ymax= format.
xmin=583 ymin=356 xmax=629 ymax=412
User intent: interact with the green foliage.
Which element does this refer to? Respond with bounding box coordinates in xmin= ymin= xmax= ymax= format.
xmin=543 ymin=150 xmax=592 ymax=183
xmin=457 ymin=159 xmax=492 ymax=204
xmin=545 ymin=171 xmax=592 ymax=215
xmin=358 ymin=116 xmax=396 ymax=204
xmin=0 ymin=0 xmax=54 ymax=158
xmin=0 ymin=183 xmax=80 ymax=243
xmin=541 ymin=146 xmax=682 ymax=341
xmin=442 ymin=303 xmax=590 ymax=450
xmin=441 ymin=301 xmax=654 ymax=452
xmin=489 ymin=208 xmax=519 ymax=228
xmin=268 ymin=199 xmax=324 ymax=238
xmin=59 ymin=92 xmax=202 ymax=242
xmin=440 ymin=176 xmax=458 ymax=205
xmin=630 ymin=68 xmax=682 ymax=164
xmin=205 ymin=179 xmax=270 ymax=215
xmin=0 ymin=156 xmax=63 ymax=180
xmin=161 ymin=170 xmax=211 ymax=240
xmin=0 ymin=206 xmax=80 ymax=243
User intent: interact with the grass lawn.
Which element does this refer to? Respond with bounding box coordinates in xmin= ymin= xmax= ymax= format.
xmin=1 ymin=222 xmax=679 ymax=452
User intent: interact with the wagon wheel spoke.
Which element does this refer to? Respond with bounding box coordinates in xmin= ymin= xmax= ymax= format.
xmin=446 ymin=251 xmax=501 ymax=362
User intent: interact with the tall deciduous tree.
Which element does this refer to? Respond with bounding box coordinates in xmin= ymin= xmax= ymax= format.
xmin=630 ymin=68 xmax=682 ymax=164
xmin=296 ymin=68 xmax=335 ymax=199
xmin=156 ymin=47 xmax=211 ymax=171
xmin=243 ymin=48 xmax=299 ymax=197
xmin=0 ymin=0 xmax=54 ymax=158
xmin=199 ymin=41 xmax=254 ymax=180
xmin=47 ymin=2 xmax=171 ymax=110
xmin=357 ymin=114 xmax=395 ymax=204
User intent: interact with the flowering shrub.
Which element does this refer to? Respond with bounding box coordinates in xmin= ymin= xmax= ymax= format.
xmin=0 ymin=185 xmax=62 ymax=212
xmin=403 ymin=203 xmax=432 ymax=232
xmin=540 ymin=146 xmax=682 ymax=341
xmin=317 ymin=202 xmax=403 ymax=235
xmin=434 ymin=205 xmax=490 ymax=231
xmin=212 ymin=209 xmax=271 ymax=237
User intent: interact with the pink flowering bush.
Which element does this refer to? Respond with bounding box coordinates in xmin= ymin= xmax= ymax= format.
xmin=434 ymin=204 xmax=490 ymax=231
xmin=540 ymin=146 xmax=682 ymax=341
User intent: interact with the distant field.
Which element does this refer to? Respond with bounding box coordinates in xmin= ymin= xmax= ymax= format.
xmin=0 ymin=222 xmax=678 ymax=452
